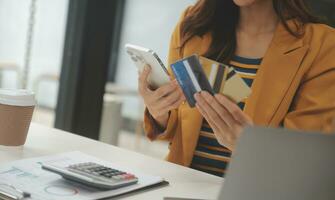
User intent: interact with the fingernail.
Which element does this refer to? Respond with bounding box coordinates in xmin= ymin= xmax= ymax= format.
xmin=144 ymin=65 xmax=150 ymax=71
xmin=202 ymin=91 xmax=210 ymax=97
xmin=182 ymin=95 xmax=186 ymax=101
xmin=194 ymin=93 xmax=199 ymax=100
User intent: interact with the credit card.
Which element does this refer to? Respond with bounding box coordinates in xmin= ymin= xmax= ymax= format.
xmin=171 ymin=55 xmax=252 ymax=107
xmin=198 ymin=56 xmax=251 ymax=103
xmin=171 ymin=55 xmax=214 ymax=107
xmin=199 ymin=56 xmax=228 ymax=93
xmin=222 ymin=67 xmax=251 ymax=103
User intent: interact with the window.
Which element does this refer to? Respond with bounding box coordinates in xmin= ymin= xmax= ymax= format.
xmin=0 ymin=0 xmax=69 ymax=126
xmin=114 ymin=0 xmax=195 ymax=122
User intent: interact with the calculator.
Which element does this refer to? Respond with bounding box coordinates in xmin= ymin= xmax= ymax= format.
xmin=42 ymin=162 xmax=138 ymax=190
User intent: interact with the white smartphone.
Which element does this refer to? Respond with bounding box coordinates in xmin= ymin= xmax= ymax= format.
xmin=125 ymin=44 xmax=170 ymax=89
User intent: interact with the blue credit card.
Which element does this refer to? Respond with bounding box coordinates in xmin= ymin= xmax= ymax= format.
xmin=171 ymin=55 xmax=214 ymax=107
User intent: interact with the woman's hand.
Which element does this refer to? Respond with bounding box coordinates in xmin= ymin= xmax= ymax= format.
xmin=138 ymin=65 xmax=185 ymax=129
xmin=194 ymin=91 xmax=253 ymax=151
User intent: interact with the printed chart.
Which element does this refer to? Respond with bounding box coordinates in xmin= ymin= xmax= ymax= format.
xmin=44 ymin=185 xmax=79 ymax=196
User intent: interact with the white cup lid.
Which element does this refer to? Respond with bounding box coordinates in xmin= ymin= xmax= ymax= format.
xmin=0 ymin=89 xmax=36 ymax=106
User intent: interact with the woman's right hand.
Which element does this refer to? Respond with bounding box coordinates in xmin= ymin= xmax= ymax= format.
xmin=138 ymin=65 xmax=185 ymax=129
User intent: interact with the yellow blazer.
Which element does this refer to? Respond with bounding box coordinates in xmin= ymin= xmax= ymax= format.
xmin=144 ymin=8 xmax=335 ymax=167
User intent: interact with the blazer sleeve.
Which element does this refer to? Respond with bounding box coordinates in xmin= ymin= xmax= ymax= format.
xmin=284 ymin=30 xmax=335 ymax=133
xmin=144 ymin=7 xmax=191 ymax=141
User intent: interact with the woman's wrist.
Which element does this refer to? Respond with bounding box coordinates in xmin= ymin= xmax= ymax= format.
xmin=145 ymin=108 xmax=170 ymax=133
xmin=151 ymin=113 xmax=169 ymax=131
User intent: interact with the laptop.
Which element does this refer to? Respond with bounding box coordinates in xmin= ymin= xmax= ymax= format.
xmin=165 ymin=126 xmax=335 ymax=200
xmin=218 ymin=126 xmax=335 ymax=200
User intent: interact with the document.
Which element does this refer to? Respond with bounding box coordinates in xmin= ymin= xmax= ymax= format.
xmin=0 ymin=151 xmax=165 ymax=200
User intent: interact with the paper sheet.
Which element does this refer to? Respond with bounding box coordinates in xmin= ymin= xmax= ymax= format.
xmin=0 ymin=151 xmax=164 ymax=200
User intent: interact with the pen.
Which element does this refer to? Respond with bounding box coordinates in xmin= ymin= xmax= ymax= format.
xmin=0 ymin=184 xmax=31 ymax=200
xmin=0 ymin=190 xmax=18 ymax=200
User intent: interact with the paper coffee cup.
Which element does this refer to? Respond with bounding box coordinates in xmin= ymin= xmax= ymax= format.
xmin=0 ymin=89 xmax=36 ymax=146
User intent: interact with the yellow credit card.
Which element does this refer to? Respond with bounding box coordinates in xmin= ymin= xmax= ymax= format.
xmin=222 ymin=67 xmax=251 ymax=103
xmin=199 ymin=56 xmax=251 ymax=103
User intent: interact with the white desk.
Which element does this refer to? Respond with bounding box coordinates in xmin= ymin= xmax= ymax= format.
xmin=0 ymin=123 xmax=223 ymax=200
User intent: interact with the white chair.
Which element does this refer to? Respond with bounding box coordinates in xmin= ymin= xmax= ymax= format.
xmin=103 ymin=83 xmax=144 ymax=147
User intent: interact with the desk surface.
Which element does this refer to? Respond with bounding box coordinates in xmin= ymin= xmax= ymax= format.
xmin=0 ymin=123 xmax=222 ymax=200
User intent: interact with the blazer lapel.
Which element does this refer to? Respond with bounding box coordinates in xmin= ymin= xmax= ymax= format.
xmin=244 ymin=21 xmax=309 ymax=125
xmin=180 ymin=33 xmax=212 ymax=166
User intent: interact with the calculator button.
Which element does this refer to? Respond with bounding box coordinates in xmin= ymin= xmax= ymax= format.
xmin=63 ymin=162 xmax=138 ymax=188
xmin=92 ymin=172 xmax=100 ymax=176
xmin=123 ymin=174 xmax=133 ymax=179
xmin=121 ymin=174 xmax=129 ymax=179
xmin=114 ymin=175 xmax=124 ymax=180
xmin=127 ymin=174 xmax=135 ymax=178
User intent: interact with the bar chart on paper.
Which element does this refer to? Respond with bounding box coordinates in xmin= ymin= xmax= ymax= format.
xmin=0 ymin=152 xmax=164 ymax=200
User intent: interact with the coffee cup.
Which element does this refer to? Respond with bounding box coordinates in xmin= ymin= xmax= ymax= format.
xmin=0 ymin=89 xmax=36 ymax=146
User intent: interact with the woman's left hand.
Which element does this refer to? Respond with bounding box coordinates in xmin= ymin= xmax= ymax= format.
xmin=194 ymin=91 xmax=253 ymax=151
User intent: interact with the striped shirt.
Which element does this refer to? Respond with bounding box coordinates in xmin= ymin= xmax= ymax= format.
xmin=190 ymin=55 xmax=262 ymax=177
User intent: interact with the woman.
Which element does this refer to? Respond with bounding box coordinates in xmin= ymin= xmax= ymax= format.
xmin=138 ymin=0 xmax=335 ymax=177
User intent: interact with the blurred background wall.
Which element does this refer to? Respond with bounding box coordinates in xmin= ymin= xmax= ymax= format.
xmin=0 ymin=0 xmax=68 ymax=108
xmin=116 ymin=0 xmax=195 ymax=121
